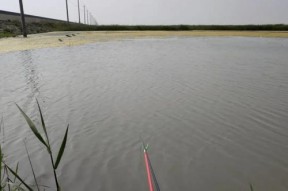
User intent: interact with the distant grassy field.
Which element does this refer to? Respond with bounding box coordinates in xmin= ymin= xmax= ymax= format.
xmin=0 ymin=20 xmax=288 ymax=38
xmin=66 ymin=24 xmax=288 ymax=31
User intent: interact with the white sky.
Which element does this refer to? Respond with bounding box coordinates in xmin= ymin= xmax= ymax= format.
xmin=1 ymin=0 xmax=288 ymax=25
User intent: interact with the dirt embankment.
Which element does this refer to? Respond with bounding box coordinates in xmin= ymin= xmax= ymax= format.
xmin=0 ymin=20 xmax=60 ymax=37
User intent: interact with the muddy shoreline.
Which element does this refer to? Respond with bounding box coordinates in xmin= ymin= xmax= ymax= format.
xmin=1 ymin=30 xmax=288 ymax=53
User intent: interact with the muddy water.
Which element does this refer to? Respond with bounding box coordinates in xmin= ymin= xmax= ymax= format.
xmin=0 ymin=37 xmax=288 ymax=191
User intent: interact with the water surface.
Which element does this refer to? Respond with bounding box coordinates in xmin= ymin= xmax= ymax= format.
xmin=0 ymin=37 xmax=288 ymax=191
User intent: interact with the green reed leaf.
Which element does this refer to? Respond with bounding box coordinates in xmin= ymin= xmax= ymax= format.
xmin=5 ymin=164 xmax=33 ymax=191
xmin=0 ymin=146 xmax=2 ymax=185
xmin=11 ymin=183 xmax=26 ymax=191
xmin=250 ymin=183 xmax=254 ymax=191
xmin=16 ymin=104 xmax=48 ymax=148
xmin=54 ymin=125 xmax=69 ymax=169
xmin=13 ymin=162 xmax=19 ymax=183
xmin=24 ymin=140 xmax=40 ymax=191
xmin=36 ymin=99 xmax=50 ymax=146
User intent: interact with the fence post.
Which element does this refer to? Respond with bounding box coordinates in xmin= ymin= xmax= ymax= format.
xmin=87 ymin=10 xmax=89 ymax=25
xmin=78 ymin=0 xmax=81 ymax=23
xmin=66 ymin=0 xmax=70 ymax=24
xmin=19 ymin=0 xmax=27 ymax=37
xmin=84 ymin=6 xmax=86 ymax=24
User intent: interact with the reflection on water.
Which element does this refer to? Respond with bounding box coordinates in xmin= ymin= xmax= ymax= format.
xmin=20 ymin=50 xmax=41 ymax=100
xmin=0 ymin=37 xmax=288 ymax=191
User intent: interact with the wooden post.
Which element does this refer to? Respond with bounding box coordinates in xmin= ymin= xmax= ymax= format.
xmin=66 ymin=0 xmax=70 ymax=24
xmin=19 ymin=0 xmax=27 ymax=37
xmin=78 ymin=0 xmax=81 ymax=23
xmin=86 ymin=10 xmax=88 ymax=25
xmin=84 ymin=6 xmax=86 ymax=24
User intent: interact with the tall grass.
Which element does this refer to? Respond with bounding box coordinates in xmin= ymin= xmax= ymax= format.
xmin=15 ymin=100 xmax=69 ymax=191
xmin=1 ymin=116 xmax=25 ymax=190
xmin=24 ymin=139 xmax=40 ymax=191
xmin=0 ymin=100 xmax=69 ymax=191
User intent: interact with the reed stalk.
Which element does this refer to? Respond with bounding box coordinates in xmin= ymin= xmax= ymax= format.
xmin=15 ymin=100 xmax=69 ymax=191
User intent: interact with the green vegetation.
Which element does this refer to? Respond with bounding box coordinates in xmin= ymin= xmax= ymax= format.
xmin=250 ymin=184 xmax=254 ymax=191
xmin=0 ymin=100 xmax=69 ymax=191
xmin=0 ymin=20 xmax=20 ymax=38
xmin=0 ymin=32 xmax=16 ymax=38
xmin=66 ymin=24 xmax=288 ymax=31
xmin=1 ymin=19 xmax=288 ymax=38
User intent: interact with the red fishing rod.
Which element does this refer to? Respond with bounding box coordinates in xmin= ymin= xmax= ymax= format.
xmin=142 ymin=141 xmax=160 ymax=191
xmin=144 ymin=144 xmax=154 ymax=191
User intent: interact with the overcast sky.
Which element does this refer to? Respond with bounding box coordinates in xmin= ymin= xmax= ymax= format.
xmin=1 ymin=0 xmax=288 ymax=25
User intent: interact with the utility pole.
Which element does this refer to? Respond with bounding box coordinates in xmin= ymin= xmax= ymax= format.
xmin=77 ymin=0 xmax=81 ymax=23
xmin=87 ymin=10 xmax=89 ymax=25
xmin=65 ymin=0 xmax=70 ymax=24
xmin=90 ymin=13 xmax=93 ymax=25
xmin=86 ymin=11 xmax=88 ymax=25
xmin=18 ymin=0 xmax=27 ymax=37
xmin=84 ymin=5 xmax=86 ymax=24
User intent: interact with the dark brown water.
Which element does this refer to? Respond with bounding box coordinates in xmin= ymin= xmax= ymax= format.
xmin=0 ymin=37 xmax=288 ymax=191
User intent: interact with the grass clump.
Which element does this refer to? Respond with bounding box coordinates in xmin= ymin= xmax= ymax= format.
xmin=0 ymin=100 xmax=69 ymax=191
xmin=0 ymin=32 xmax=16 ymax=38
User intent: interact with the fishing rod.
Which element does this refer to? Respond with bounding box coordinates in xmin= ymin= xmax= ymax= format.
xmin=142 ymin=140 xmax=160 ymax=191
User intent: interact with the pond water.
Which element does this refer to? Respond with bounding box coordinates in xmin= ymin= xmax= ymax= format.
xmin=0 ymin=37 xmax=288 ymax=191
